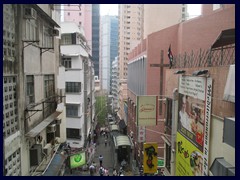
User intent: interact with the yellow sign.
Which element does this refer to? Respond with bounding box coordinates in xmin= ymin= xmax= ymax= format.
xmin=175 ymin=132 xmax=203 ymax=176
xmin=143 ymin=143 xmax=158 ymax=174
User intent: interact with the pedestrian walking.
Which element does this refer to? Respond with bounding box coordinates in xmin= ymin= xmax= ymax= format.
xmin=112 ymin=168 xmax=118 ymax=176
xmin=99 ymin=166 xmax=104 ymax=176
xmin=89 ymin=164 xmax=96 ymax=176
xmin=105 ymin=139 xmax=107 ymax=147
xmin=99 ymin=155 xmax=103 ymax=166
xmin=105 ymin=168 xmax=109 ymax=176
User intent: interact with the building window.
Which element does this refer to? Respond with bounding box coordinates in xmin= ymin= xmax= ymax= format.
xmin=62 ymin=57 xmax=71 ymax=68
xmin=44 ymin=75 xmax=54 ymax=98
xmin=79 ymin=21 xmax=81 ymax=25
xmin=66 ymin=82 xmax=81 ymax=93
xmin=68 ymin=12 xmax=70 ymax=16
xmin=25 ymin=19 xmax=37 ymax=40
xmin=66 ymin=128 xmax=81 ymax=139
xmin=79 ymin=12 xmax=81 ymax=16
xmin=43 ymin=26 xmax=53 ymax=48
xmin=66 ymin=104 xmax=78 ymax=117
xmin=26 ymin=75 xmax=34 ymax=104
xmin=61 ymin=34 xmax=72 ymax=45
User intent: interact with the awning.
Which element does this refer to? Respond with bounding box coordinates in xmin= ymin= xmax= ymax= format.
xmin=25 ymin=111 xmax=61 ymax=137
xmin=42 ymin=153 xmax=66 ymax=176
xmin=110 ymin=124 xmax=119 ymax=131
xmin=223 ymin=64 xmax=235 ymax=103
xmin=211 ymin=28 xmax=235 ymax=49
xmin=115 ymin=135 xmax=133 ymax=148
xmin=32 ymin=5 xmax=60 ymax=28
xmin=210 ymin=157 xmax=235 ymax=176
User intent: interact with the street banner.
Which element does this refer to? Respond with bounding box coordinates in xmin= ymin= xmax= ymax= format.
xmin=176 ymin=76 xmax=212 ymax=176
xmin=143 ymin=143 xmax=158 ymax=174
xmin=137 ymin=96 xmax=158 ymax=126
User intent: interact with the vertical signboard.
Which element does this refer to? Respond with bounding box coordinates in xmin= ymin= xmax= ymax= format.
xmin=137 ymin=96 xmax=158 ymax=126
xmin=143 ymin=143 xmax=158 ymax=174
xmin=138 ymin=126 xmax=146 ymax=143
xmin=176 ymin=76 xmax=212 ymax=176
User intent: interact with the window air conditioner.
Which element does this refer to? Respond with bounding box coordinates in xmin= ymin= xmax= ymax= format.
xmin=43 ymin=143 xmax=52 ymax=155
xmin=52 ymin=29 xmax=59 ymax=36
xmin=48 ymin=29 xmax=59 ymax=36
xmin=24 ymin=8 xmax=37 ymax=19
xmin=47 ymin=124 xmax=56 ymax=133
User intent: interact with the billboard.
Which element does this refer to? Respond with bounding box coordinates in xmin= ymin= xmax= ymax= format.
xmin=176 ymin=132 xmax=203 ymax=176
xmin=143 ymin=143 xmax=158 ymax=174
xmin=137 ymin=96 xmax=158 ymax=126
xmin=176 ymin=76 xmax=212 ymax=176
xmin=70 ymin=151 xmax=86 ymax=169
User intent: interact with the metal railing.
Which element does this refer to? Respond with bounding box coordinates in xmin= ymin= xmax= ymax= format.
xmin=172 ymin=44 xmax=235 ymax=69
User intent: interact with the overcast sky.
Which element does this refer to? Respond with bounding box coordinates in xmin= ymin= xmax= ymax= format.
xmin=100 ymin=4 xmax=202 ymax=17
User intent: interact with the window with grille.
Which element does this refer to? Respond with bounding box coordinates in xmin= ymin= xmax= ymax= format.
xmin=25 ymin=19 xmax=37 ymax=40
xmin=61 ymin=34 xmax=72 ymax=45
xmin=26 ymin=75 xmax=34 ymax=104
xmin=66 ymin=128 xmax=81 ymax=139
xmin=62 ymin=57 xmax=72 ymax=68
xmin=66 ymin=82 xmax=81 ymax=93
xmin=66 ymin=104 xmax=79 ymax=117
xmin=44 ymin=75 xmax=54 ymax=98
xmin=43 ymin=26 xmax=53 ymax=48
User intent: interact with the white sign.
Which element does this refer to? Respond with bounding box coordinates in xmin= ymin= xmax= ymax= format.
xmin=137 ymin=96 xmax=158 ymax=126
xmin=138 ymin=126 xmax=146 ymax=143
xmin=179 ymin=76 xmax=206 ymax=100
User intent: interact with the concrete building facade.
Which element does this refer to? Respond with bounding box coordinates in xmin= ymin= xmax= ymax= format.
xmin=64 ymin=4 xmax=100 ymax=78
xmin=117 ymin=4 xmax=144 ymax=122
xmin=60 ymin=22 xmax=95 ymax=149
xmin=127 ymin=4 xmax=235 ymax=176
xmin=3 ymin=4 xmax=66 ymax=176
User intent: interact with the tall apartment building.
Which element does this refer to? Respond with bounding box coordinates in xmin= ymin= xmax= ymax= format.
xmin=60 ymin=22 xmax=95 ymax=149
xmin=64 ymin=4 xmax=100 ymax=78
xmin=117 ymin=4 xmax=144 ymax=121
xmin=100 ymin=15 xmax=118 ymax=93
xmin=111 ymin=57 xmax=119 ymax=111
xmin=143 ymin=4 xmax=187 ymax=39
xmin=3 ymin=4 xmax=66 ymax=176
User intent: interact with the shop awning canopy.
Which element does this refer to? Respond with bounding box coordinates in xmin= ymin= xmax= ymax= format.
xmin=115 ymin=135 xmax=133 ymax=148
xmin=211 ymin=28 xmax=235 ymax=49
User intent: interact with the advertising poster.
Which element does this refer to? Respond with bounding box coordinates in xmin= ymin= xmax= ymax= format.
xmin=137 ymin=96 xmax=158 ymax=126
xmin=176 ymin=132 xmax=203 ymax=176
xmin=143 ymin=143 xmax=158 ymax=174
xmin=176 ymin=76 xmax=212 ymax=176
xmin=70 ymin=151 xmax=86 ymax=169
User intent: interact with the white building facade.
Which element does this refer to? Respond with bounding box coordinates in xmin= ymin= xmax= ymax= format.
xmin=61 ymin=22 xmax=95 ymax=149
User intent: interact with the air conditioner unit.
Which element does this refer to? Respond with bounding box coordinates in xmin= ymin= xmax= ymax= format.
xmin=47 ymin=124 xmax=56 ymax=133
xmin=43 ymin=143 xmax=52 ymax=155
xmin=29 ymin=144 xmax=42 ymax=166
xmin=24 ymin=8 xmax=37 ymax=19
xmin=48 ymin=29 xmax=59 ymax=36
xmin=52 ymin=29 xmax=59 ymax=36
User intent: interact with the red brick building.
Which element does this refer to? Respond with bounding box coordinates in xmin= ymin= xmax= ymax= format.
xmin=127 ymin=4 xmax=235 ymax=174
